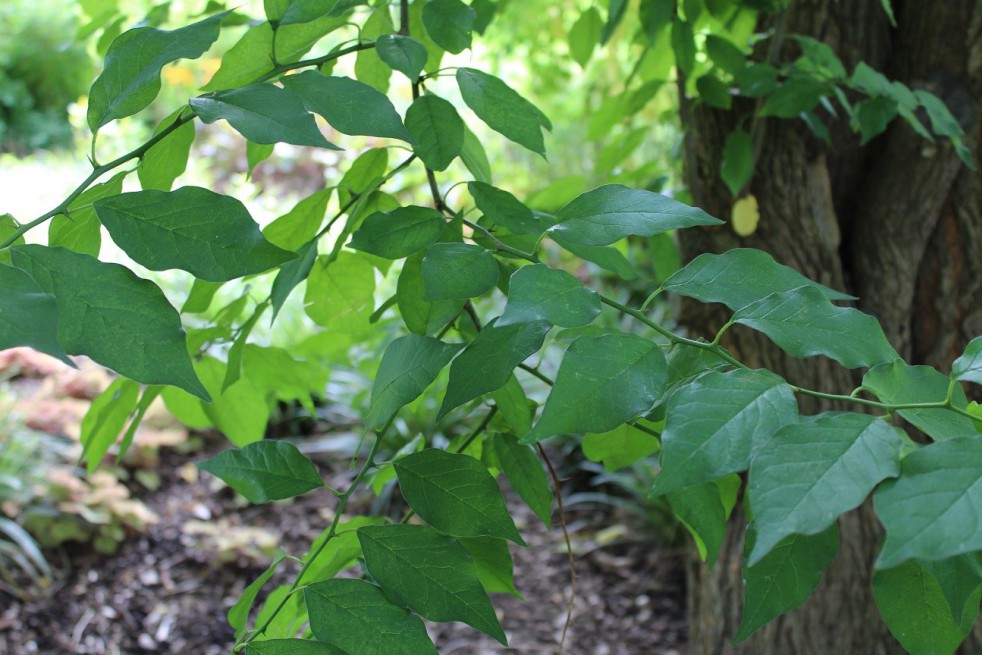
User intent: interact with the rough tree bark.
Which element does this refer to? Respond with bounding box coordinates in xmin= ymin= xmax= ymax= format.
xmin=676 ymin=1 xmax=982 ymax=653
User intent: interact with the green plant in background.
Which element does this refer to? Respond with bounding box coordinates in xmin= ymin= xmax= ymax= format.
xmin=0 ymin=0 xmax=94 ymax=154
xmin=0 ymin=390 xmax=53 ymax=597
xmin=0 ymin=1 xmax=980 ymax=654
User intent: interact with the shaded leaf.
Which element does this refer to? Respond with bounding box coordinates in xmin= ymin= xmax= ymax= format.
xmin=652 ymin=368 xmax=797 ymax=496
xmin=468 ymin=182 xmax=548 ymax=236
xmin=405 ymin=95 xmax=464 ymax=171
xmin=733 ymin=286 xmax=899 ymax=369
xmin=282 ymin=72 xmax=413 ymax=142
xmin=305 ymin=579 xmax=437 ymax=655
xmin=863 ymin=361 xmax=976 ymax=441
xmin=498 ymin=264 xmax=600 ymax=328
xmin=376 ymin=34 xmax=428 ymax=81
xmin=460 ymin=536 xmax=520 ymax=597
xmin=11 ymin=246 xmax=207 ymax=399
xmin=191 ymin=83 xmax=338 ymax=148
xmin=422 ymin=0 xmax=476 ymax=54
xmin=523 ymin=333 xmax=667 ymax=444
xmin=421 ymin=243 xmax=498 ymax=301
xmin=139 ymin=110 xmax=195 ymax=191
xmin=0 ymin=263 xmax=72 ymax=365
xmin=348 ymin=206 xmax=444 ymax=259
xmin=876 ymin=436 xmax=982 ymax=568
xmin=492 ymin=433 xmax=552 ymax=525
xmin=365 ymin=334 xmax=462 ymax=429
xmin=88 ymin=12 xmax=226 ymax=130
xmin=457 ymin=68 xmax=551 ymax=156
xmin=874 ymin=560 xmax=978 ymax=655
xmin=660 ymin=248 xmax=854 ymax=310
xmin=95 ymin=186 xmax=295 ymax=281
xmin=198 ymin=440 xmax=323 ymax=503
xmin=548 ymin=184 xmax=721 ymax=247
xmin=747 ymin=413 xmax=903 ymax=565
xmin=358 ymin=524 xmax=505 ymax=643
xmin=439 ymin=319 xmax=550 ymax=419
xmin=395 ymin=449 xmax=524 ymax=544
xmin=734 ymin=525 xmax=839 ymax=643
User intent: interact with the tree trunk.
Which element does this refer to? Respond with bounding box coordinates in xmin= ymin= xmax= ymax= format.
xmin=677 ymin=1 xmax=982 ymax=653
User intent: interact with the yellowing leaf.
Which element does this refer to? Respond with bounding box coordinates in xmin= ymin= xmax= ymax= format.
xmin=731 ymin=194 xmax=760 ymax=237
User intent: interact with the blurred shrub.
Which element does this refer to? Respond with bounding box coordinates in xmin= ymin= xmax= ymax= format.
xmin=0 ymin=0 xmax=94 ymax=154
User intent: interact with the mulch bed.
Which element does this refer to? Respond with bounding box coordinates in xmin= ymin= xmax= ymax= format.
xmin=0 ymin=351 xmax=687 ymax=654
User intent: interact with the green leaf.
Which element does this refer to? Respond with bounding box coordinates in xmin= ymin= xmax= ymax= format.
xmin=661 ymin=248 xmax=854 ymax=310
xmin=394 ymin=449 xmax=525 ymax=544
xmin=498 ymin=264 xmax=601 ymax=328
xmin=247 ymin=141 xmax=276 ymax=176
xmin=365 ymin=334 xmax=462 ymax=429
xmin=358 ymin=524 xmax=505 ymax=643
xmin=457 ymin=68 xmax=551 ymax=156
xmin=737 ymin=63 xmax=779 ymax=97
xmin=460 ymin=125 xmax=493 ymax=184
xmin=298 ymin=516 xmax=384 ymax=586
xmin=759 ymin=75 xmax=827 ymax=118
xmin=230 ymin=549 xmax=288 ymax=637
xmin=304 ymin=252 xmax=375 ymax=332
xmin=734 ymin=525 xmax=839 ymax=643
xmin=191 ymin=83 xmax=338 ymax=149
xmin=282 ymin=72 xmax=414 ymax=143
xmin=705 ymin=34 xmax=746 ymax=76
xmin=863 ymin=361 xmax=976 ymax=441
xmin=404 ymin=95 xmax=464 ymax=171
xmin=569 ymin=8 xmax=602 ymax=68
xmin=522 ymin=333 xmax=667 ymax=445
xmin=203 ymin=17 xmax=346 ymax=91
xmin=721 ymin=129 xmax=753 ymax=197
xmin=670 ymin=17 xmax=695 ymax=76
xmin=492 ymin=433 xmax=552 ymax=525
xmin=747 ymin=413 xmax=904 ymax=565
xmin=174 ymin=356 xmax=270 ymax=444
xmin=355 ymin=9 xmax=394 ymax=93
xmin=874 ymin=560 xmax=978 ymax=655
xmin=0 ymin=215 xmax=23 ymax=265
xmin=50 ymin=171 xmax=127 ymax=257
xmin=439 ymin=319 xmax=550 ymax=419
xmin=421 ymin=243 xmax=498 ymax=301
xmin=422 ymin=0 xmax=476 ymax=54
xmin=247 ymin=639 xmax=343 ymax=655
xmin=198 ymin=441 xmax=323 ymax=503
xmin=79 ymin=378 xmax=140 ymax=473
xmin=667 ymin=476 xmax=740 ymax=570
xmin=732 ymin=286 xmax=899 ymax=369
xmin=11 ymin=246 xmax=207 ymax=400
xmin=920 ymin=554 xmax=982 ymax=626
xmin=854 ymin=96 xmax=898 ymax=145
xmin=491 ymin=375 xmax=534 ymax=436
xmin=397 ymin=251 xmax=464 ymax=335
xmin=264 ymin=188 xmax=332 ymax=251
xmin=271 ymin=241 xmax=318 ymax=318
xmin=548 ymin=184 xmax=722 ymax=247
xmin=94 ymin=186 xmax=295 ymax=282
xmin=460 ymin=536 xmax=520 ymax=597
xmin=582 ymin=422 xmax=660 ymax=472
xmin=375 ymin=34 xmax=428 ymax=81
xmin=875 ymin=436 xmax=982 ymax=568
xmin=551 ymin=234 xmax=638 ymax=280
xmin=651 ymin=368 xmax=797 ymax=496
xmin=696 ymin=74 xmax=732 ymax=109
xmin=468 ymin=182 xmax=548 ymax=236
xmin=277 ymin=0 xmax=343 ymax=26
xmin=601 ymin=0 xmax=627 ymax=44
xmin=87 ymin=11 xmax=226 ymax=130
xmin=348 ymin=206 xmax=444 ymax=259
xmin=305 ymin=579 xmax=437 ymax=655
xmin=0 ymin=263 xmax=71 ymax=365
xmin=952 ymin=337 xmax=982 ymax=386
xmin=139 ymin=110 xmax=195 ymax=191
